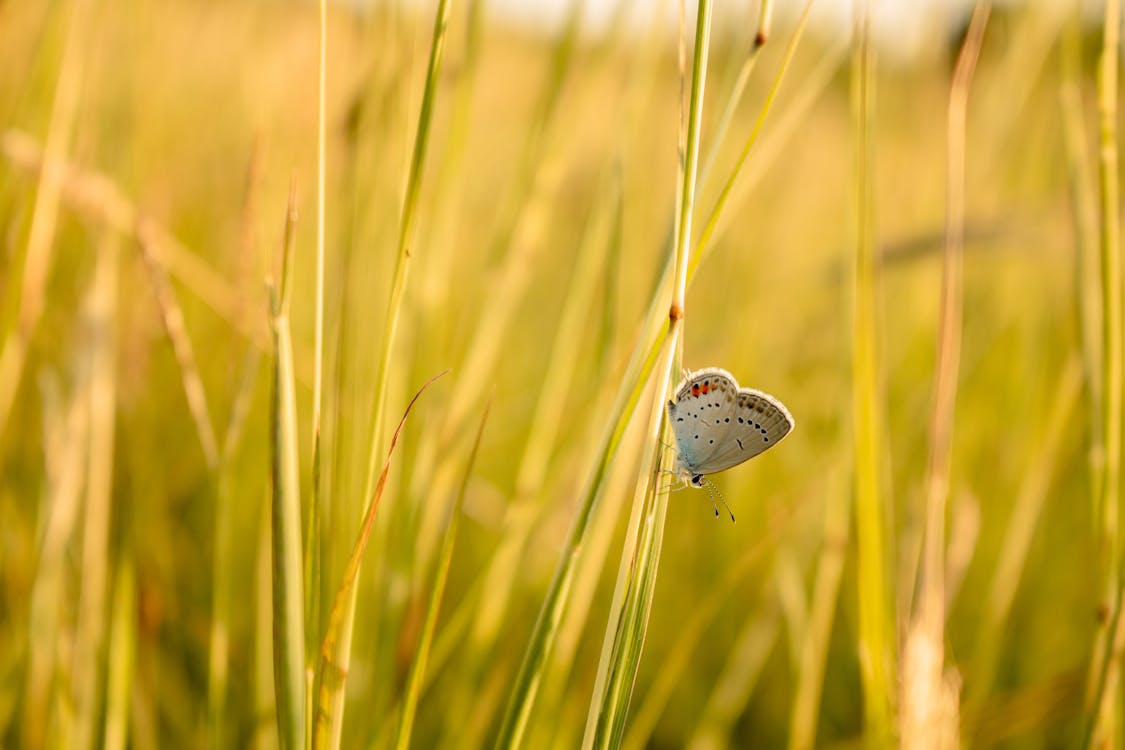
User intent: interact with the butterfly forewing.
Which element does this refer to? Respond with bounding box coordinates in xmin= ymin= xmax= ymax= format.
xmin=667 ymin=368 xmax=793 ymax=476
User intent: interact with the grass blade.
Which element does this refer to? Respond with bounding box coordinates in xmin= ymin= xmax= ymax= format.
xmin=314 ymin=370 xmax=448 ymax=749
xmin=849 ymin=1 xmax=895 ymax=742
xmin=321 ymin=2 xmax=455 ymax=742
xmin=584 ymin=2 xmax=712 ymax=746
xmin=901 ymin=6 xmax=988 ymax=748
xmin=1085 ymin=0 xmax=1125 ymax=742
xmin=269 ymin=182 xmax=306 ymax=750
xmin=394 ymin=398 xmax=491 ymax=750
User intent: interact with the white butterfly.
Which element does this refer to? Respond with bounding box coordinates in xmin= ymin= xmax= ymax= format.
xmin=666 ymin=367 xmax=794 ymax=517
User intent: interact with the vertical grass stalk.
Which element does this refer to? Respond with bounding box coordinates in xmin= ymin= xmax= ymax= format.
xmin=584 ymin=2 xmax=711 ymax=747
xmin=269 ymin=184 xmax=306 ymax=750
xmin=314 ymin=371 xmax=447 ymax=749
xmin=317 ymin=1 xmax=453 ymax=745
xmin=901 ymin=6 xmax=988 ymax=747
xmin=394 ymin=399 xmax=490 ymax=750
xmin=850 ymin=0 xmax=895 ymax=742
xmin=1086 ymin=0 xmax=1124 ymax=743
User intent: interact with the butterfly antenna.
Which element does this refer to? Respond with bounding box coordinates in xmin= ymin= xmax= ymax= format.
xmin=704 ymin=478 xmax=736 ymax=523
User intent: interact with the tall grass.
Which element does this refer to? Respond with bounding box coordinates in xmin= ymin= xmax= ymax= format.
xmin=3 ymin=1 xmax=1122 ymax=748
xmin=849 ymin=1 xmax=895 ymax=742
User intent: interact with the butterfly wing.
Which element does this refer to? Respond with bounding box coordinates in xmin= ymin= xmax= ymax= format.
xmin=667 ymin=368 xmax=794 ymax=476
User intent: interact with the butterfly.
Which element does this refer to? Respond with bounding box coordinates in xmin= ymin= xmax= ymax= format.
xmin=666 ymin=367 xmax=794 ymax=519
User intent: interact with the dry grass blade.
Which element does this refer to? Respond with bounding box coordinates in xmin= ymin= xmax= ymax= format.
xmin=901 ymin=5 xmax=988 ymax=748
xmin=788 ymin=481 xmax=851 ymax=750
xmin=394 ymin=398 xmax=490 ymax=750
xmin=314 ymin=369 xmax=449 ymax=748
xmin=70 ymin=230 xmax=120 ymax=750
xmin=0 ymin=0 xmax=89 ymax=443
xmin=137 ymin=221 xmax=220 ymax=471
xmin=0 ymin=130 xmax=269 ymax=354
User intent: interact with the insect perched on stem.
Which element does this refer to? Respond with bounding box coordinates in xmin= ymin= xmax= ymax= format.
xmin=666 ymin=367 xmax=794 ymax=521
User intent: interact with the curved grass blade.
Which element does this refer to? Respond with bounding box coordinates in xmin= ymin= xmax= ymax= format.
xmin=314 ymin=370 xmax=449 ymax=748
xmin=394 ymin=398 xmax=491 ymax=750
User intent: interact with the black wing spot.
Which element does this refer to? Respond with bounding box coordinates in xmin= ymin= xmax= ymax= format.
xmin=709 ymin=439 xmax=714 ymax=444
xmin=694 ymin=434 xmax=700 ymax=439
xmin=715 ymin=419 xmax=720 ymax=424
xmin=737 ymin=438 xmax=744 ymax=450
xmin=724 ymin=418 xmax=730 ymax=423
xmin=678 ymin=417 xmax=684 ymax=422
xmin=738 ymin=417 xmax=744 ymax=423
xmin=763 ymin=436 xmax=769 ymax=442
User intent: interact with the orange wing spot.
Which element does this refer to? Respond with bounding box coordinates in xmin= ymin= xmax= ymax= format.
xmin=701 ymin=383 xmax=710 ymax=395
xmin=691 ymin=384 xmax=700 ymax=396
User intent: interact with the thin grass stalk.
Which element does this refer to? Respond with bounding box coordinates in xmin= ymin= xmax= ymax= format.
xmin=1060 ymin=9 xmax=1104 ymax=506
xmin=23 ymin=372 xmax=89 ymax=749
xmin=491 ymin=320 xmax=664 ymax=749
xmin=464 ymin=170 xmax=618 ymax=677
xmin=788 ymin=483 xmax=852 ymax=750
xmin=313 ymin=371 xmax=447 ymax=749
xmin=688 ymin=603 xmax=781 ymax=750
xmin=0 ymin=0 xmax=89 ymax=442
xmin=691 ymin=0 xmax=813 ymax=271
xmin=269 ymin=183 xmax=306 ymax=750
xmin=394 ymin=399 xmax=490 ymax=750
xmin=136 ymin=222 xmax=220 ymax=469
xmin=255 ymin=498 xmax=280 ymax=750
xmin=850 ymin=0 xmax=895 ymax=742
xmin=696 ymin=0 xmax=772 ymax=188
xmin=70 ymin=230 xmax=120 ymax=750
xmin=361 ymin=0 xmax=453 ymax=495
xmin=623 ymin=518 xmax=781 ymax=750
xmin=434 ymin=0 xmax=582 ymax=444
xmin=318 ymin=2 xmax=453 ymax=745
xmin=208 ymin=344 xmax=261 ymax=747
xmin=103 ymin=553 xmax=135 ymax=750
xmin=527 ymin=396 xmax=645 ymax=749
xmin=967 ymin=356 xmax=1081 ymax=714
xmin=208 ymin=147 xmax=266 ymax=747
xmin=586 ymin=3 xmax=712 ymax=747
xmin=313 ymin=0 xmax=327 ymax=458
xmin=431 ymin=174 xmax=619 ymax=744
xmin=305 ymin=3 xmax=330 ymax=744
xmin=497 ymin=9 xmax=815 ymax=745
xmin=901 ymin=7 xmax=987 ymax=748
xmin=0 ymin=131 xmax=272 ymax=355
xmin=1086 ymin=0 xmax=1124 ymax=742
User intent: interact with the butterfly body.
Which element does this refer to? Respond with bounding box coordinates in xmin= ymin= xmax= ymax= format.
xmin=667 ymin=367 xmax=794 ymax=486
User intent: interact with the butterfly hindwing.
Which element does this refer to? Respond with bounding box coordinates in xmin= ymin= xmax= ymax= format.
xmin=668 ymin=368 xmax=793 ymax=476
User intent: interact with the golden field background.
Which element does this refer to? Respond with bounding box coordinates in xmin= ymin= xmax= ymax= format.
xmin=0 ymin=0 xmax=1117 ymax=747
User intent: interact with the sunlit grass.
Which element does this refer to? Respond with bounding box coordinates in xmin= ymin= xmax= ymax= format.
xmin=0 ymin=1 xmax=1120 ymax=748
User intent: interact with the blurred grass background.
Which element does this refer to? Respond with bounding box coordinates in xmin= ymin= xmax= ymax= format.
xmin=0 ymin=0 xmax=1118 ymax=747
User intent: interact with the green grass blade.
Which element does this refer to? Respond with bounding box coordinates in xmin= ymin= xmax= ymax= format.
xmin=320 ymin=3 xmax=455 ymax=743
xmin=103 ymin=553 xmax=136 ymax=750
xmin=1085 ymin=0 xmax=1124 ymax=743
xmin=270 ymin=184 xmax=306 ymax=750
xmin=314 ymin=370 xmax=448 ymax=749
xmin=585 ymin=2 xmax=712 ymax=746
xmin=849 ymin=2 xmax=896 ymax=743
xmin=394 ymin=398 xmax=491 ymax=750
xmin=788 ymin=482 xmax=852 ymax=750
